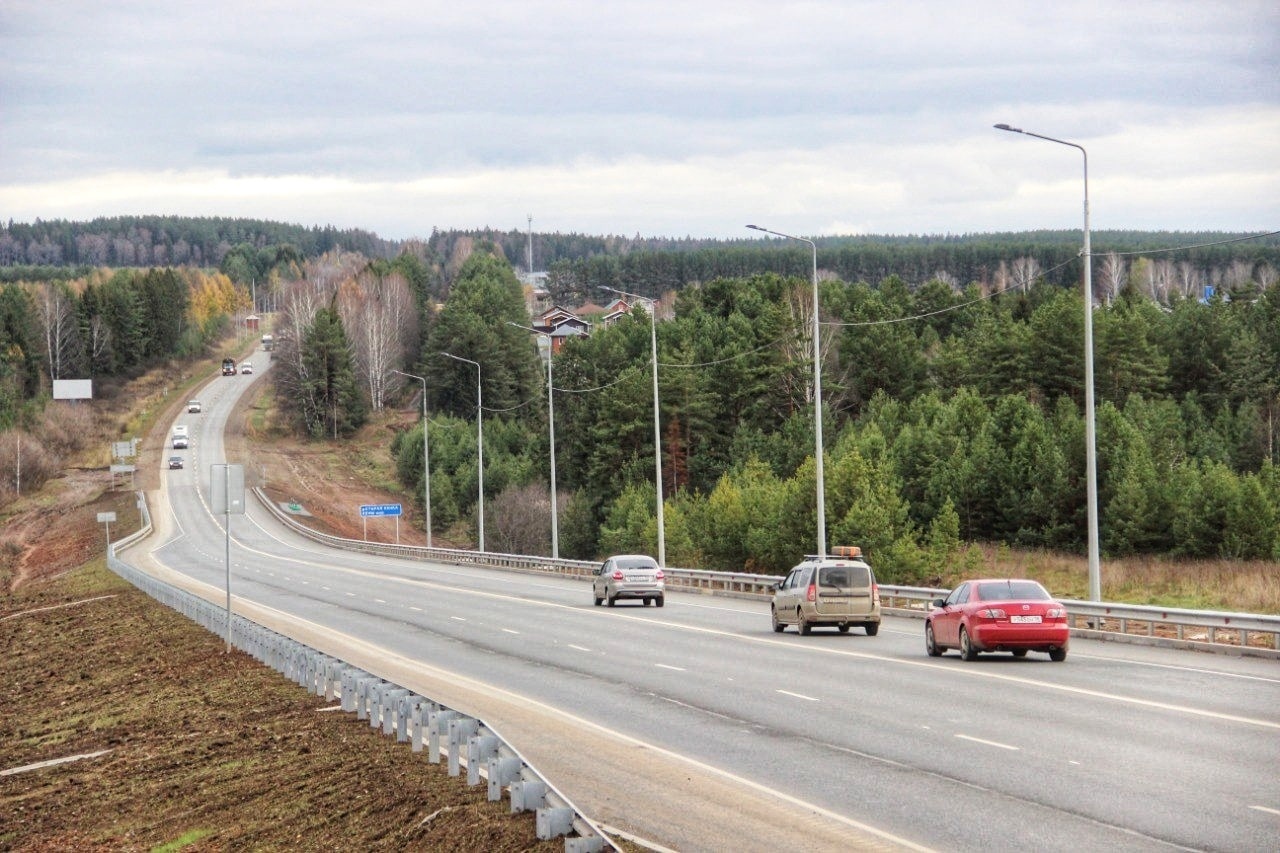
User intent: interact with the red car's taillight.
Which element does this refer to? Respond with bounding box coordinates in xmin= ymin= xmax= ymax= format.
xmin=975 ymin=608 xmax=1007 ymax=619
xmin=807 ymin=583 xmax=816 ymax=602
xmin=1046 ymin=607 xmax=1066 ymax=619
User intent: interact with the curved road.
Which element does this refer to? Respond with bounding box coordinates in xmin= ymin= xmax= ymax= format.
xmin=126 ymin=353 xmax=1280 ymax=852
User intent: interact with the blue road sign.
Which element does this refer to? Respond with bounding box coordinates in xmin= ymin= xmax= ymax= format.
xmin=360 ymin=503 xmax=403 ymax=518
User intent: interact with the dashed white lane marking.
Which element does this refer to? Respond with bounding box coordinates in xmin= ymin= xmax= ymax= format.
xmin=502 ymin=628 xmax=520 ymax=635
xmin=345 ymin=592 xmax=355 ymax=597
xmin=1249 ymin=805 xmax=1280 ymax=816
xmin=450 ymin=616 xmax=466 ymax=622
xmin=776 ymin=689 xmax=819 ymax=702
xmin=374 ymin=598 xmax=387 ymax=604
xmin=956 ymin=733 xmax=1020 ymax=751
xmin=655 ymin=663 xmax=686 ymax=671
xmin=220 ymin=521 xmax=1280 ymax=732
xmin=409 ymin=606 xmax=423 ymax=612
xmin=568 ymin=644 xmax=591 ymax=652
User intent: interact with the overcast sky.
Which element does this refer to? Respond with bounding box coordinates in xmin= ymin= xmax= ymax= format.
xmin=2 ymin=1 xmax=1277 ymax=242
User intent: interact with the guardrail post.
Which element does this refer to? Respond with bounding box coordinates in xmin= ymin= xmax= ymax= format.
xmin=355 ymin=676 xmax=379 ymax=721
xmin=428 ymin=710 xmax=456 ymax=763
xmin=447 ymin=717 xmax=478 ymax=776
xmin=487 ymin=756 xmax=521 ymax=801
xmin=324 ymin=660 xmax=346 ymax=701
xmin=467 ymin=734 xmax=499 ymax=786
xmin=409 ymin=697 xmax=433 ymax=751
xmin=511 ymin=778 xmax=546 ymax=813
xmin=380 ymin=688 xmax=408 ymax=735
xmin=536 ymin=806 xmax=574 ymax=840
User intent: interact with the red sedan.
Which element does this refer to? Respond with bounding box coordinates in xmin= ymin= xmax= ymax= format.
xmin=926 ymin=579 xmax=1069 ymax=661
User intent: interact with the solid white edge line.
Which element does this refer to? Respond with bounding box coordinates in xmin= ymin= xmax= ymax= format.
xmin=655 ymin=663 xmax=685 ymax=671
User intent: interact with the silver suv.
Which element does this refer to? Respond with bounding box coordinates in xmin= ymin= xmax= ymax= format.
xmin=592 ymin=554 xmax=665 ymax=607
xmin=771 ymin=547 xmax=881 ymax=635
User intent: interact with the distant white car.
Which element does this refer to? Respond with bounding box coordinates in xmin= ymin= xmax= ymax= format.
xmin=240 ymin=361 xmax=253 ymax=374
xmin=187 ymin=400 xmax=202 ymax=413
xmin=592 ymin=554 xmax=665 ymax=607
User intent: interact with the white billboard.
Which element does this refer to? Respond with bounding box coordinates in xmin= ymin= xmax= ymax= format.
xmin=53 ymin=379 xmax=93 ymax=400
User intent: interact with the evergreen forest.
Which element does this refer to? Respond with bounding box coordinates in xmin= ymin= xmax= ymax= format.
xmin=3 ymin=216 xmax=1279 ymax=581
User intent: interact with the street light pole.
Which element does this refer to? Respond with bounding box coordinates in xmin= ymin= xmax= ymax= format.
xmin=602 ymin=286 xmax=666 ymax=567
xmin=995 ymin=123 xmax=1100 ymax=601
xmin=507 ymin=322 xmax=559 ymax=558
xmin=392 ymin=369 xmax=432 ymax=548
xmin=440 ymin=352 xmax=485 ymax=553
xmin=746 ymin=225 xmax=826 ymax=560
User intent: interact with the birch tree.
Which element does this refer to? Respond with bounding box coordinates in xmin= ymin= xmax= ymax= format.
xmin=1098 ymin=252 xmax=1127 ymax=304
xmin=1175 ymin=261 xmax=1201 ymax=299
xmin=1009 ymin=256 xmax=1041 ymax=294
xmin=34 ymin=281 xmax=80 ymax=381
xmin=338 ymin=270 xmax=416 ymax=412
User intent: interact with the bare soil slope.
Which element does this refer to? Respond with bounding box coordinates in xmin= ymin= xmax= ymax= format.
xmin=0 ymin=365 xmax=559 ymax=851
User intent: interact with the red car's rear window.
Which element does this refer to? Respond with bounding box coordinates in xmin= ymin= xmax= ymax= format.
xmin=977 ymin=581 xmax=1051 ymax=601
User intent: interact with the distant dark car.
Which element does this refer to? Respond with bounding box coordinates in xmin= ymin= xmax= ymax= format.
xmin=592 ymin=554 xmax=664 ymax=607
xmin=168 ymin=456 xmax=184 ymax=469
xmin=926 ymin=579 xmax=1069 ymax=661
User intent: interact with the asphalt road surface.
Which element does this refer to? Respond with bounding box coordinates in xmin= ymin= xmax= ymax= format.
xmin=127 ymin=352 xmax=1280 ymax=853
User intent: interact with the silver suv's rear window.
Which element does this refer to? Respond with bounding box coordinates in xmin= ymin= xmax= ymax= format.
xmin=819 ymin=565 xmax=871 ymax=589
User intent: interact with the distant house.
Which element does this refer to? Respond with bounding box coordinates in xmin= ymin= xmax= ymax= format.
xmin=519 ymin=296 xmax=661 ymax=354
xmin=532 ymin=305 xmax=591 ymax=354
xmin=599 ymin=298 xmax=642 ymax=326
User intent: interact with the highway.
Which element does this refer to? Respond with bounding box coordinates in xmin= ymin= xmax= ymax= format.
xmin=129 ymin=352 xmax=1280 ymax=852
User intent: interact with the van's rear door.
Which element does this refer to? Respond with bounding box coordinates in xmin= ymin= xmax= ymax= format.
xmin=815 ymin=563 xmax=874 ymax=617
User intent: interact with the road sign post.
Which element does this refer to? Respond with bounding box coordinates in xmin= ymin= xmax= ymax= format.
xmin=211 ymin=464 xmax=245 ymax=653
xmin=360 ymin=503 xmax=402 ymax=544
xmin=97 ymin=511 xmax=116 ymax=550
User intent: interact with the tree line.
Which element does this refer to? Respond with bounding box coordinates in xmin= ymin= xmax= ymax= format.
xmin=258 ymin=240 xmax=1280 ymax=578
xmin=0 ymin=216 xmax=396 ymax=272
xmin=4 ymin=221 xmax=1279 ymax=577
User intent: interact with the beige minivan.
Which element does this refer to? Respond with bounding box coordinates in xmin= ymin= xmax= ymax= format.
xmin=771 ymin=546 xmax=881 ymax=635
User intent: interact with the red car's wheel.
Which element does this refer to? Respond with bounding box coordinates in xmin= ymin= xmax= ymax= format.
xmin=959 ymin=627 xmax=979 ymax=661
xmin=925 ymin=622 xmax=943 ymax=656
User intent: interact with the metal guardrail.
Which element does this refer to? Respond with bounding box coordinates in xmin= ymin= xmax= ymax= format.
xmin=256 ymin=488 xmax=1280 ymax=658
xmin=110 ymin=495 xmax=613 ymax=852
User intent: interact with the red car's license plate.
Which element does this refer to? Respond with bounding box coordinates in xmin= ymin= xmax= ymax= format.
xmin=1010 ymin=615 xmax=1042 ymax=623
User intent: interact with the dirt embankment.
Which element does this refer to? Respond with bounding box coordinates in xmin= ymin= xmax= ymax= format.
xmin=0 ymin=363 xmax=561 ymax=851
xmin=0 ymin=561 xmax=560 ymax=851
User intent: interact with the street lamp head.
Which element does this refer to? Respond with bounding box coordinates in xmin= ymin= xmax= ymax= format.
xmin=746 ymin=224 xmax=762 ymax=231
xmin=994 ymin=123 xmax=1021 ymax=133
